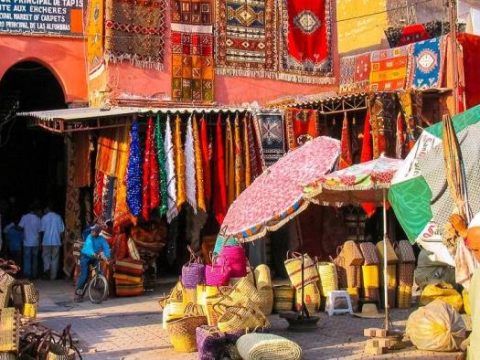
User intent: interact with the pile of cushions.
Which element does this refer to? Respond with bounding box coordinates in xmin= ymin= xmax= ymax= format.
xmin=114 ymin=258 xmax=144 ymax=297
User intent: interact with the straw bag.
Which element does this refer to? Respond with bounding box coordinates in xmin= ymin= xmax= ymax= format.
xmin=273 ymin=285 xmax=294 ymax=313
xmin=236 ymin=333 xmax=302 ymax=360
xmin=0 ymin=308 xmax=20 ymax=353
xmin=362 ymin=265 xmax=380 ymax=288
xmin=181 ymin=246 xmax=205 ymax=289
xmin=23 ymin=303 xmax=37 ymax=319
xmin=196 ymin=325 xmax=226 ymax=360
xmin=46 ymin=325 xmax=80 ymax=360
xmin=205 ymin=255 xmax=231 ymax=286
xmin=397 ymin=285 xmax=412 ymax=309
xmin=380 ymin=264 xmax=397 ymax=289
xmin=342 ymin=241 xmax=364 ymax=266
xmin=22 ymin=282 xmax=39 ymax=304
xmin=397 ymin=263 xmax=415 ymax=287
xmin=316 ymin=262 xmax=338 ymax=297
xmin=216 ymin=304 xmax=269 ymax=334
xmin=295 ymin=283 xmax=320 ymax=314
xmin=0 ymin=270 xmax=14 ymax=308
xmin=359 ymin=242 xmax=380 ymax=265
xmin=231 ymin=277 xmax=262 ymax=307
xmin=254 ymin=265 xmax=272 ymax=289
xmin=330 ymin=251 xmax=347 ymax=289
xmin=284 ymin=252 xmax=319 ymax=288
xmin=257 ymin=287 xmax=274 ymax=316
xmin=162 ymin=301 xmax=185 ymax=329
xmin=167 ymin=304 xmax=207 ymax=352
xmin=396 ymin=240 xmax=416 ymax=263
xmin=219 ymin=245 xmax=247 ymax=278
xmin=346 ymin=265 xmax=362 ymax=288
xmin=376 ymin=239 xmax=398 ymax=264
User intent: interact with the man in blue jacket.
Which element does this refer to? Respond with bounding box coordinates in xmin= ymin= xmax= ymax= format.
xmin=75 ymin=224 xmax=111 ymax=301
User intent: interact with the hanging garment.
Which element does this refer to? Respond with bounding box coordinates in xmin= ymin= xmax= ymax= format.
xmin=72 ymin=132 xmax=92 ymax=188
xmin=225 ymin=116 xmax=235 ymax=208
xmin=234 ymin=113 xmax=245 ymax=197
xmin=360 ymin=111 xmax=376 ymax=217
xmin=396 ymin=111 xmax=406 ymax=159
xmin=142 ymin=117 xmax=160 ymax=220
xmin=114 ymin=124 xmax=133 ymax=231
xmin=200 ymin=116 xmax=212 ymax=207
xmin=247 ymin=115 xmax=261 ymax=180
xmin=339 ymin=112 xmax=352 ymax=169
xmin=94 ymin=170 xmax=105 ymax=219
xmin=165 ymin=116 xmax=178 ymax=223
xmin=174 ymin=114 xmax=186 ymax=210
xmin=213 ymin=113 xmax=227 ymax=225
xmin=192 ymin=115 xmax=206 ymax=212
xmin=398 ymin=91 xmax=417 ymax=151
xmin=126 ymin=120 xmax=142 ymax=217
xmin=185 ymin=115 xmax=197 ymax=212
xmin=243 ymin=115 xmax=252 ymax=187
xmin=154 ymin=114 xmax=168 ymax=217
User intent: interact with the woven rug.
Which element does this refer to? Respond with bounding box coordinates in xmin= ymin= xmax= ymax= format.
xmin=279 ymin=0 xmax=334 ymax=84
xmin=285 ymin=108 xmax=319 ymax=150
xmin=171 ymin=0 xmax=214 ymax=102
xmin=255 ymin=111 xmax=285 ymax=167
xmin=369 ymin=46 xmax=408 ymax=91
xmin=86 ymin=0 xmax=104 ymax=76
xmin=407 ymin=37 xmax=446 ymax=89
xmin=340 ymin=53 xmax=371 ymax=93
xmin=105 ymin=0 xmax=166 ymax=69
xmin=215 ymin=0 xmax=277 ymax=77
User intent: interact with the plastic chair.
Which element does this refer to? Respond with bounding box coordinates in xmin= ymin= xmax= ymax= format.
xmin=325 ymin=290 xmax=353 ymax=316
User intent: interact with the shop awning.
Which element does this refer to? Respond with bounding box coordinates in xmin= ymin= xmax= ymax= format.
xmin=18 ymin=106 xmax=251 ymax=133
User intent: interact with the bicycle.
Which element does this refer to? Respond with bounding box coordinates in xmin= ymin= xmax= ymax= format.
xmin=79 ymin=257 xmax=109 ymax=304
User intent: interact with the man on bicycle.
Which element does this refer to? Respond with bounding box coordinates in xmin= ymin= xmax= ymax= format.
xmin=75 ymin=224 xmax=111 ymax=302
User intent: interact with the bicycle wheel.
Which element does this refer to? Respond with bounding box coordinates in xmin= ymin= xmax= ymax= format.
xmin=88 ymin=275 xmax=109 ymax=304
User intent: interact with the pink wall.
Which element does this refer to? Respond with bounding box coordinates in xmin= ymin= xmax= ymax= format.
xmin=0 ymin=35 xmax=87 ymax=103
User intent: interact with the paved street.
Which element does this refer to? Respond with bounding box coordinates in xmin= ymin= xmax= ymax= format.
xmin=35 ymin=279 xmax=462 ymax=360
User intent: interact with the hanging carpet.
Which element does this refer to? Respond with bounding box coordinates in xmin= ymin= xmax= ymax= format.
xmin=407 ymin=37 xmax=446 ymax=90
xmin=285 ymin=108 xmax=319 ymax=150
xmin=255 ymin=111 xmax=285 ymax=167
xmin=369 ymin=46 xmax=408 ymax=92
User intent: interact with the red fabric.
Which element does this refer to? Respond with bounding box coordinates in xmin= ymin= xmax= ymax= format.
xmin=360 ymin=111 xmax=376 ymax=217
xmin=286 ymin=109 xmax=319 ymax=150
xmin=141 ymin=117 xmax=160 ymax=220
xmin=339 ymin=113 xmax=352 ymax=169
xmin=399 ymin=24 xmax=430 ymax=46
xmin=93 ymin=171 xmax=104 ymax=218
xmin=286 ymin=0 xmax=328 ymax=65
xmin=213 ymin=114 xmax=227 ymax=225
xmin=200 ymin=116 xmax=212 ymax=207
xmin=395 ymin=112 xmax=405 ymax=159
xmin=458 ymin=34 xmax=480 ymax=109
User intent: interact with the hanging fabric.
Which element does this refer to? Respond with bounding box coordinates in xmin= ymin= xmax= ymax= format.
xmin=243 ymin=114 xmax=252 ymax=187
xmin=174 ymin=114 xmax=186 ymax=210
xmin=192 ymin=115 xmax=206 ymax=212
xmin=213 ymin=113 xmax=227 ymax=225
xmin=72 ymin=133 xmax=92 ymax=188
xmin=396 ymin=111 xmax=406 ymax=159
xmin=247 ymin=114 xmax=261 ymax=180
xmin=339 ymin=112 xmax=352 ymax=169
xmin=234 ymin=113 xmax=245 ymax=197
xmin=126 ymin=120 xmax=142 ymax=218
xmin=360 ymin=111 xmax=376 ymax=217
xmin=398 ymin=91 xmax=417 ymax=152
xmin=94 ymin=170 xmax=105 ymax=219
xmin=154 ymin=114 xmax=168 ymax=217
xmin=200 ymin=115 xmax=212 ymax=207
xmin=165 ymin=115 xmax=178 ymax=223
xmin=114 ymin=123 xmax=133 ymax=231
xmin=142 ymin=117 xmax=160 ymax=220
xmin=185 ymin=115 xmax=197 ymax=213
xmin=225 ymin=115 xmax=235 ymax=208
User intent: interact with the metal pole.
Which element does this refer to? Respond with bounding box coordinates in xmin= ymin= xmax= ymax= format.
xmin=383 ymin=188 xmax=389 ymax=333
xmin=449 ymin=0 xmax=459 ymax=114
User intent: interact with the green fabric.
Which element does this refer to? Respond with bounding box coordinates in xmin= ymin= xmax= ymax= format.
xmin=467 ymin=269 xmax=480 ymax=360
xmin=426 ymin=104 xmax=480 ymax=138
xmin=155 ymin=114 xmax=168 ymax=216
xmin=213 ymin=235 xmax=239 ymax=255
xmin=389 ymin=176 xmax=433 ymax=243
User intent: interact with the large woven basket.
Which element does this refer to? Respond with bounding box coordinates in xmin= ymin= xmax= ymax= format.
xmin=254 ymin=265 xmax=272 ymax=289
xmin=273 ymin=285 xmax=294 ymax=313
xmin=0 ymin=270 xmax=14 ymax=308
xmin=257 ymin=287 xmax=274 ymax=316
xmin=342 ymin=241 xmax=364 ymax=266
xmin=363 ymin=287 xmax=380 ymax=302
xmin=397 ymin=263 xmax=415 ymax=287
xmin=295 ymin=283 xmax=320 ymax=314
xmin=346 ymin=265 xmax=362 ymax=288
xmin=216 ymin=305 xmax=268 ymax=334
xmin=231 ymin=277 xmax=262 ymax=307
xmin=362 ymin=265 xmax=380 ymax=288
xmin=236 ymin=333 xmax=302 ymax=360
xmin=397 ymin=285 xmax=412 ymax=309
xmin=376 ymin=240 xmax=398 ymax=264
xmin=359 ymin=242 xmax=380 ymax=265
xmin=166 ymin=304 xmax=207 ymax=352
xmin=396 ymin=240 xmax=416 ymax=263
xmin=316 ymin=262 xmax=338 ymax=297
xmin=284 ymin=252 xmax=319 ymax=288
xmin=0 ymin=308 xmax=19 ymax=353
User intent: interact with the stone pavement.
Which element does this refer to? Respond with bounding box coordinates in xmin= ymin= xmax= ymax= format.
xmin=34 ymin=279 xmax=462 ymax=360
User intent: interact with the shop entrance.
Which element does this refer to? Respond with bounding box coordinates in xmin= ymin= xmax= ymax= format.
xmin=0 ymin=61 xmax=66 ymax=220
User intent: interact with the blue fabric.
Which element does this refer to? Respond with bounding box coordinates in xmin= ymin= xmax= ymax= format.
xmin=410 ymin=37 xmax=444 ymax=89
xmin=6 ymin=227 xmax=23 ymax=252
xmin=76 ymin=254 xmax=97 ymax=290
xmin=81 ymin=234 xmax=111 ymax=259
xmin=23 ymin=246 xmax=39 ymax=279
xmin=213 ymin=235 xmax=239 ymax=255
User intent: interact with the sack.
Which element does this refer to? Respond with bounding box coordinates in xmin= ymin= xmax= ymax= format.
xmin=359 ymin=242 xmax=379 ymax=265
xmin=196 ymin=325 xmax=226 ymax=360
xmin=236 ymin=333 xmax=302 ymax=360
xmin=257 ymin=287 xmax=274 ymax=316
xmin=376 ymin=239 xmax=398 ymax=264
xmin=406 ymin=300 xmax=466 ymax=351
xmin=219 ymin=245 xmax=247 ymax=278
xmin=273 ymin=285 xmax=294 ymax=313
xmin=342 ymin=240 xmax=364 ymax=266
xmin=166 ymin=304 xmax=207 ymax=352
xmin=181 ymin=246 xmax=205 ymax=289
xmin=396 ymin=240 xmax=416 ymax=263
xmin=316 ymin=262 xmax=338 ymax=297
xmin=295 ymin=283 xmax=320 ymax=314
xmin=420 ymin=282 xmax=463 ymax=312
xmin=0 ymin=308 xmax=20 ymax=352
xmin=284 ymin=252 xmax=319 ymax=288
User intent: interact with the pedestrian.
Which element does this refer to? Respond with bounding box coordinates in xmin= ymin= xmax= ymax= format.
xmin=19 ymin=205 xmax=42 ymax=279
xmin=40 ymin=204 xmax=65 ymax=280
xmin=2 ymin=216 xmax=23 ymax=266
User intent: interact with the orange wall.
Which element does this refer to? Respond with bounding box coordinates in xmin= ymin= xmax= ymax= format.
xmin=0 ymin=35 xmax=87 ymax=103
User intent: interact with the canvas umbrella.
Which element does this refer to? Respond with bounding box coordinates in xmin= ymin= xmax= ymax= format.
xmin=303 ymin=155 xmax=404 ymax=332
xmin=220 ymin=136 xmax=340 ymax=241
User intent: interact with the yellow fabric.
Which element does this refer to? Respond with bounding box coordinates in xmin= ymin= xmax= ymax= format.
xmin=243 ymin=115 xmax=252 ymax=187
xmin=174 ymin=115 xmax=186 ymax=209
xmin=86 ymin=0 xmax=104 ymax=74
xmin=225 ymin=116 xmax=235 ymax=208
xmin=234 ymin=114 xmax=245 ymax=198
xmin=192 ymin=115 xmax=206 ymax=212
xmin=420 ymin=282 xmax=463 ymax=313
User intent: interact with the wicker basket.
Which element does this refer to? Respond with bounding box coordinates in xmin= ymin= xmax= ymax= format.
xmin=376 ymin=240 xmax=398 ymax=264
xmin=362 ymin=265 xmax=380 ymax=288
xmin=231 ymin=277 xmax=262 ymax=307
xmin=396 ymin=240 xmax=416 ymax=263
xmin=162 ymin=301 xmax=186 ymax=329
xmin=0 ymin=270 xmax=14 ymax=308
xmin=166 ymin=304 xmax=207 ymax=352
xmin=380 ymin=265 xmax=397 ymax=289
xmin=236 ymin=333 xmax=302 ymax=360
xmin=284 ymin=252 xmax=319 ymax=288
xmin=217 ymin=305 xmax=268 ymax=334
xmin=342 ymin=241 xmax=364 ymax=266
xmin=359 ymin=242 xmax=380 ymax=265
xmin=254 ymin=265 xmax=272 ymax=289
xmin=273 ymin=285 xmax=294 ymax=313
xmin=316 ymin=262 xmax=338 ymax=297
xmin=257 ymin=287 xmax=274 ymax=316
xmin=397 ymin=285 xmax=412 ymax=309
xmin=363 ymin=287 xmax=380 ymax=302
xmin=0 ymin=308 xmax=19 ymax=353
xmin=182 ymin=287 xmax=197 ymax=305
xmin=204 ymin=296 xmax=222 ymax=326
xmin=397 ymin=263 xmax=415 ymax=287
xmin=295 ymin=283 xmax=320 ymax=314
xmin=346 ymin=265 xmax=362 ymax=288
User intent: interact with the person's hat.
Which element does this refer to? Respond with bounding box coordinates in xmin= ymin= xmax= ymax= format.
xmin=353 ymin=303 xmax=385 ymax=319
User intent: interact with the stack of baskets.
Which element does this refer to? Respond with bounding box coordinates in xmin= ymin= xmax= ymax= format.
xmin=360 ymin=242 xmax=380 ymax=302
xmin=114 ymin=258 xmax=144 ymax=296
xmin=272 ymin=285 xmax=295 ymax=313
xmin=10 ymin=281 xmax=39 ymax=319
xmin=395 ymin=240 xmax=416 ymax=308
xmin=377 ymin=239 xmax=399 ymax=309
xmin=254 ymin=265 xmax=273 ymax=316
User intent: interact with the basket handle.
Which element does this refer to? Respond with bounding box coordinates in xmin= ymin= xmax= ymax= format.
xmin=187 ymin=245 xmax=202 ymax=264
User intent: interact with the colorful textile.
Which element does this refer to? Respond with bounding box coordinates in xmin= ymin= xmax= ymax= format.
xmin=279 ymin=0 xmax=334 ymax=83
xmin=222 ymin=136 xmax=340 ymax=241
xmin=369 ymin=46 xmax=408 ymax=91
xmin=174 ymin=115 xmax=186 ymax=209
xmin=353 ymin=53 xmax=371 ymax=92
xmin=86 ymin=0 xmax=104 ymax=76
xmin=185 ymin=115 xmax=197 ymax=212
xmin=200 ymin=116 xmax=212 ymax=207
xmin=142 ymin=117 xmax=160 ymax=220
xmin=103 ymin=176 xmax=116 ymax=221
xmin=255 ymin=111 xmax=285 ymax=167
xmin=72 ymin=133 xmax=92 ymax=188
xmin=192 ymin=115 xmax=206 ymax=212
xmin=154 ymin=115 xmax=168 ymax=217
xmin=243 ymin=115 xmax=252 ymax=187
xmin=339 ymin=56 xmax=355 ymax=93
xmin=360 ymin=111 xmax=376 ymax=217
xmin=234 ymin=114 xmax=245 ymax=197
xmin=213 ymin=114 xmax=227 ymax=225
xmin=339 ymin=113 xmax=352 ymax=169
xmin=225 ymin=116 xmax=235 ymax=208
xmin=126 ymin=120 xmax=142 ymax=218
xmin=215 ymin=0 xmax=276 ymax=77
xmin=396 ymin=112 xmax=405 ymax=159
xmin=286 ymin=109 xmax=319 ymax=150
xmin=105 ymin=0 xmax=166 ymax=69
xmin=96 ymin=129 xmax=118 ymax=176
xmin=407 ymin=37 xmax=445 ymax=89
xmin=164 ymin=116 xmax=178 ymax=222
xmin=385 ymin=23 xmax=431 ymax=48
xmin=249 ymin=114 xmax=264 ymax=175
xmin=171 ymin=0 xmax=214 ymax=102
xmin=115 ymin=284 xmax=144 ymax=296
xmin=94 ymin=171 xmax=105 ymax=219
xmin=458 ymin=33 xmax=480 ymax=110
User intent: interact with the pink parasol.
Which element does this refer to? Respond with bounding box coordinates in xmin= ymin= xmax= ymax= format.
xmin=221 ymin=136 xmax=340 ymax=241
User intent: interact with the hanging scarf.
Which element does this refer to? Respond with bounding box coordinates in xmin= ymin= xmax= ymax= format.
xmin=165 ymin=115 xmax=178 ymax=223
xmin=193 ymin=115 xmax=206 ymax=212
xmin=243 ymin=115 xmax=252 ymax=187
xmin=399 ymin=91 xmax=417 ymax=151
xmin=234 ymin=113 xmax=245 ymax=197
xmin=247 ymin=114 xmax=260 ymax=180
xmin=185 ymin=115 xmax=197 ymax=213
xmin=142 ymin=117 xmax=160 ymax=220
xmin=155 ymin=114 xmax=168 ymax=217
xmin=200 ymin=116 xmax=212 ymax=207
xmin=225 ymin=116 xmax=235 ymax=208
xmin=126 ymin=120 xmax=142 ymax=217
xmin=396 ymin=111 xmax=406 ymax=159
xmin=359 ymin=111 xmax=376 ymax=217
xmin=213 ymin=113 xmax=227 ymax=225
xmin=93 ymin=170 xmax=104 ymax=218
xmin=339 ymin=113 xmax=352 ymax=169
xmin=174 ymin=114 xmax=186 ymax=210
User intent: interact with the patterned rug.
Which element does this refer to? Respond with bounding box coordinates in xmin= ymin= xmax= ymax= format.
xmin=171 ymin=0 xmax=214 ymax=102
xmin=86 ymin=0 xmax=104 ymax=76
xmin=254 ymin=111 xmax=285 ymax=167
xmin=407 ymin=36 xmax=446 ymax=90
xmin=340 ymin=53 xmax=371 ymax=93
xmin=278 ymin=0 xmax=334 ymax=84
xmin=369 ymin=46 xmax=408 ymax=92
xmin=215 ymin=0 xmax=277 ymax=77
xmin=285 ymin=108 xmax=319 ymax=150
xmin=105 ymin=0 xmax=166 ymax=69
